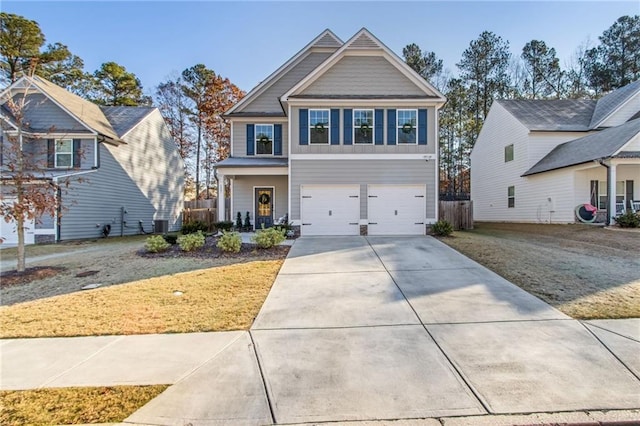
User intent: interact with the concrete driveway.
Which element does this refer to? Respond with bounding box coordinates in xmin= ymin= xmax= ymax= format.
xmin=126 ymin=236 xmax=640 ymax=425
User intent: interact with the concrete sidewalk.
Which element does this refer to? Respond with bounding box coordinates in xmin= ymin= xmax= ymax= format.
xmin=2 ymin=236 xmax=639 ymax=425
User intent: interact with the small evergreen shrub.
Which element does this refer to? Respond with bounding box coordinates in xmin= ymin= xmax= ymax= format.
xmin=235 ymin=212 xmax=243 ymax=231
xmin=614 ymin=211 xmax=640 ymax=228
xmin=162 ymin=233 xmax=178 ymax=245
xmin=177 ymin=231 xmax=206 ymax=252
xmin=252 ymin=226 xmax=286 ymax=249
xmin=145 ymin=235 xmax=171 ymax=253
xmin=214 ymin=221 xmax=234 ymax=232
xmin=431 ymin=220 xmax=453 ymax=236
xmin=243 ymin=212 xmax=251 ymax=231
xmin=217 ymin=231 xmax=242 ymax=253
xmin=181 ymin=220 xmax=208 ymax=234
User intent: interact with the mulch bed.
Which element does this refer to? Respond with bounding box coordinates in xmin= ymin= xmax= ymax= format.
xmin=0 ymin=267 xmax=66 ymax=287
xmin=138 ymin=235 xmax=290 ymax=259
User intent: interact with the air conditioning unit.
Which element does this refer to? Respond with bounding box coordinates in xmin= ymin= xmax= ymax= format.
xmin=154 ymin=220 xmax=169 ymax=234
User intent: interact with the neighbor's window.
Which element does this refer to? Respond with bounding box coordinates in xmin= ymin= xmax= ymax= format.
xmin=55 ymin=139 xmax=73 ymax=168
xmin=353 ymin=109 xmax=373 ymax=144
xmin=505 ymin=144 xmax=514 ymax=162
xmin=397 ymin=109 xmax=417 ymax=144
xmin=507 ymin=186 xmax=515 ymax=208
xmin=309 ymin=109 xmax=329 ymax=144
xmin=255 ymin=124 xmax=273 ymax=155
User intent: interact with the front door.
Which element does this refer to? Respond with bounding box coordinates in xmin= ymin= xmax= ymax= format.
xmin=255 ymin=188 xmax=274 ymax=229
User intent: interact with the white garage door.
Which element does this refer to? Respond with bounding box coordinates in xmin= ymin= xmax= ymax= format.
xmin=368 ymin=184 xmax=426 ymax=235
xmin=0 ymin=214 xmax=35 ymax=245
xmin=301 ymin=185 xmax=360 ymax=236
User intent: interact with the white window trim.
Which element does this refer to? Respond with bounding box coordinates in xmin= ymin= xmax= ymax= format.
xmin=54 ymin=138 xmax=73 ymax=169
xmin=309 ymin=109 xmax=330 ymax=145
xmin=353 ymin=109 xmax=374 ymax=145
xmin=507 ymin=185 xmax=515 ymax=208
xmin=255 ymin=124 xmax=274 ymax=156
xmin=396 ymin=109 xmax=418 ymax=145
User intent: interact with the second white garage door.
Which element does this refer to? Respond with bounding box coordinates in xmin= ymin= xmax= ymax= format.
xmin=301 ymin=185 xmax=360 ymax=236
xmin=368 ymin=184 xmax=426 ymax=235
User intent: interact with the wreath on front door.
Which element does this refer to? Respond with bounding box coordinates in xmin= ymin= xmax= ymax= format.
xmin=259 ymin=193 xmax=271 ymax=205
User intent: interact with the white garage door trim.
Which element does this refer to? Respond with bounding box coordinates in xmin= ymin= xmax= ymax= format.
xmin=301 ymin=184 xmax=360 ymax=236
xmin=367 ymin=184 xmax=426 ymax=235
xmin=0 ymin=207 xmax=35 ymax=245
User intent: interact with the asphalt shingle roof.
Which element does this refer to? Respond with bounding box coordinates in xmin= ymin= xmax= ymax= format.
xmin=523 ymin=118 xmax=640 ymax=176
xmin=101 ymin=106 xmax=155 ymax=137
xmin=590 ymin=80 xmax=640 ymax=128
xmin=498 ymin=99 xmax=597 ymax=131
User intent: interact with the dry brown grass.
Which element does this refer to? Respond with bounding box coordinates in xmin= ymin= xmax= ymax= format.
xmin=0 ymin=260 xmax=283 ymax=338
xmin=440 ymin=223 xmax=640 ymax=319
xmin=0 ymin=385 xmax=167 ymax=425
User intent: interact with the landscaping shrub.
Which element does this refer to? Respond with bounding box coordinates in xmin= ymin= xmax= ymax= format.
xmin=145 ymin=235 xmax=171 ymax=253
xmin=235 ymin=212 xmax=243 ymax=231
xmin=181 ymin=220 xmax=209 ymax=234
xmin=214 ymin=221 xmax=234 ymax=232
xmin=217 ymin=231 xmax=242 ymax=253
xmin=162 ymin=233 xmax=178 ymax=245
xmin=177 ymin=231 xmax=206 ymax=252
xmin=431 ymin=220 xmax=453 ymax=236
xmin=614 ymin=211 xmax=640 ymax=228
xmin=252 ymin=226 xmax=286 ymax=249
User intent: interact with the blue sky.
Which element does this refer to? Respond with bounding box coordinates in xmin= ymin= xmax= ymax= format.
xmin=4 ymin=1 xmax=639 ymax=96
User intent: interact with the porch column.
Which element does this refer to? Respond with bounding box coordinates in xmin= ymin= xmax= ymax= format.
xmin=609 ymin=163 xmax=617 ymax=225
xmin=217 ymin=172 xmax=226 ymax=222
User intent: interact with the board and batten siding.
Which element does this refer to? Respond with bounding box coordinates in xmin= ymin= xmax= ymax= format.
xmin=232 ymin=175 xmax=288 ymax=226
xmin=232 ymin=120 xmax=289 ymax=157
xmin=301 ymin=56 xmax=425 ymax=97
xmin=290 ymin=106 xmax=436 ymax=154
xmin=600 ymin=91 xmax=640 ymax=128
xmin=18 ymin=93 xmax=92 ymax=133
xmin=239 ymin=51 xmax=334 ymax=114
xmin=59 ymin=110 xmax=184 ymax=240
xmin=290 ymin=159 xmax=436 ymax=222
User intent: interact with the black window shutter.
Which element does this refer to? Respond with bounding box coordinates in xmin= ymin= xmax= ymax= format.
xmin=374 ymin=109 xmax=384 ymax=145
xmin=590 ymin=180 xmax=598 ymax=207
xmin=299 ymin=109 xmax=308 ymax=145
xmin=73 ymin=139 xmax=81 ymax=168
xmin=626 ymin=180 xmax=634 ymax=208
xmin=274 ymin=124 xmax=282 ymax=156
xmin=387 ymin=110 xmax=396 ymax=145
xmin=343 ymin=109 xmax=352 ymax=145
xmin=418 ymin=109 xmax=428 ymax=145
xmin=330 ymin=109 xmax=340 ymax=145
xmin=47 ymin=139 xmax=55 ymax=168
xmin=246 ymin=124 xmax=255 ymax=156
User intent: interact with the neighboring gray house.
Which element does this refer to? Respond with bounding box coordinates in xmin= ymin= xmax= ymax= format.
xmin=0 ymin=76 xmax=184 ymax=245
xmin=471 ymin=80 xmax=640 ymax=224
xmin=216 ymin=28 xmax=446 ymax=235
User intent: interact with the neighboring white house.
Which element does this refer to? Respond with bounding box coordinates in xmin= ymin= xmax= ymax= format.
xmin=0 ymin=76 xmax=185 ymax=245
xmin=216 ymin=28 xmax=446 ymax=236
xmin=471 ymin=81 xmax=640 ymax=224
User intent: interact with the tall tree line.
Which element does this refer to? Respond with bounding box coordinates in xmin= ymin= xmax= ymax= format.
xmin=403 ymin=15 xmax=640 ymax=199
xmin=1 ymin=12 xmax=244 ymax=199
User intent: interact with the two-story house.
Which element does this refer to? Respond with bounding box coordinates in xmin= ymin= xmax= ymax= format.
xmin=471 ymin=81 xmax=640 ymax=224
xmin=216 ymin=28 xmax=446 ymax=236
xmin=1 ymin=76 xmax=184 ymax=245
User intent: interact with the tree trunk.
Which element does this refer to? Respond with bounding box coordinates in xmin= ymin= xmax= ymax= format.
xmin=17 ymin=214 xmax=25 ymax=272
xmin=195 ymin=117 xmax=202 ymax=200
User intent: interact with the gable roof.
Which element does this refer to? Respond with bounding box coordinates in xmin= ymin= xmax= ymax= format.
xmin=281 ymin=28 xmax=446 ymax=103
xmin=101 ymin=106 xmax=155 ymax=137
xmin=590 ymin=80 xmax=640 ymax=128
xmin=225 ymin=29 xmax=343 ymax=116
xmin=523 ymin=118 xmax=640 ymax=176
xmin=498 ymin=99 xmax=596 ymax=131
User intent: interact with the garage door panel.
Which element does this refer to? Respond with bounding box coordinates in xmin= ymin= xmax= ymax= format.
xmin=368 ymin=185 xmax=426 ymax=235
xmin=301 ymin=185 xmax=360 ymax=236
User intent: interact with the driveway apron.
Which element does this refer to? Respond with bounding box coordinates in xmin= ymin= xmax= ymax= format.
xmin=251 ymin=236 xmax=640 ymax=423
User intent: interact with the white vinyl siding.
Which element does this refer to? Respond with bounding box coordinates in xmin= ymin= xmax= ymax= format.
xmin=599 ymin=91 xmax=640 ymax=128
xmin=301 ymin=56 xmax=426 ymax=97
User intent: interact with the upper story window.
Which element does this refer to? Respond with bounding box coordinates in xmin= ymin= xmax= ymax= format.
xmin=55 ymin=139 xmax=73 ymax=168
xmin=353 ymin=109 xmax=373 ymax=144
xmin=255 ymin=124 xmax=273 ymax=155
xmin=505 ymin=144 xmax=514 ymax=162
xmin=309 ymin=109 xmax=330 ymax=144
xmin=397 ymin=109 xmax=417 ymax=144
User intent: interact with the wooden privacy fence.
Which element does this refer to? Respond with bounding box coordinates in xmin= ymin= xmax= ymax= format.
xmin=439 ymin=200 xmax=473 ymax=230
xmin=182 ymin=208 xmax=217 ymax=230
xmin=184 ymin=199 xmax=217 ymax=209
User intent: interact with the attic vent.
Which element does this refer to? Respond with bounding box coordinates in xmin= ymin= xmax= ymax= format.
xmin=350 ymin=33 xmax=378 ymax=49
xmin=314 ymin=33 xmax=342 ymax=48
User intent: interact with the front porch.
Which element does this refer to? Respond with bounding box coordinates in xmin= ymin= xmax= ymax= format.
xmin=215 ymin=158 xmax=288 ymax=230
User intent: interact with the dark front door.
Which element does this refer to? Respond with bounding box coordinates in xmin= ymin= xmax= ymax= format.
xmin=255 ymin=188 xmax=274 ymax=229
